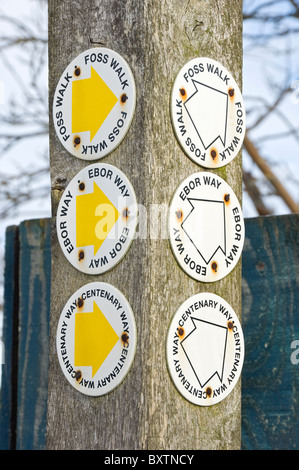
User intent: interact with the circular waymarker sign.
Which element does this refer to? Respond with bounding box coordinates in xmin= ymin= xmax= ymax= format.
xmin=166 ymin=292 xmax=244 ymax=406
xmin=56 ymin=163 xmax=137 ymax=274
xmin=56 ymin=282 xmax=137 ymax=396
xmin=168 ymin=171 xmax=244 ymax=282
xmin=53 ymin=47 xmax=136 ymax=160
xmin=170 ymin=57 xmax=246 ymax=168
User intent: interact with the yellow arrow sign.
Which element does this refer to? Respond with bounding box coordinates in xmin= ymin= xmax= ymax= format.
xmin=76 ymin=181 xmax=120 ymax=255
xmin=72 ymin=66 xmax=118 ymax=142
xmin=75 ymin=301 xmax=119 ymax=377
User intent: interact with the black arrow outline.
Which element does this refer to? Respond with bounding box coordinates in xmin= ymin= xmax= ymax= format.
xmin=180 ymin=317 xmax=228 ymax=388
xmin=184 ymin=79 xmax=228 ymax=149
xmin=181 ymin=198 xmax=226 ymax=265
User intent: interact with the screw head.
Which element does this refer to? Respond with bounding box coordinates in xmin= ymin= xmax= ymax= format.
xmin=211 ymin=261 xmax=218 ymax=272
xmin=75 ymin=370 xmax=82 ymax=381
xmin=178 ymin=327 xmax=184 ymax=337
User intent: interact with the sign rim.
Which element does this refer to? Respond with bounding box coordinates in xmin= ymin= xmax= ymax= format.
xmin=170 ymin=56 xmax=246 ymax=169
xmin=168 ymin=171 xmax=245 ymax=282
xmin=52 ymin=46 xmax=136 ymax=160
xmin=166 ymin=292 xmax=245 ymax=406
xmin=56 ymin=162 xmax=138 ymax=275
xmin=56 ymin=281 xmax=137 ymax=397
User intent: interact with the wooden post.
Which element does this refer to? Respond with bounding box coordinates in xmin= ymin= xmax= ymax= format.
xmin=47 ymin=0 xmax=244 ymax=450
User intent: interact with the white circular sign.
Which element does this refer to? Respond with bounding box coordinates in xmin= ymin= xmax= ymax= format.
xmin=56 ymin=282 xmax=137 ymax=396
xmin=56 ymin=163 xmax=137 ymax=274
xmin=166 ymin=292 xmax=244 ymax=406
xmin=53 ymin=47 xmax=136 ymax=160
xmin=170 ymin=57 xmax=246 ymax=168
xmin=168 ymin=171 xmax=245 ymax=282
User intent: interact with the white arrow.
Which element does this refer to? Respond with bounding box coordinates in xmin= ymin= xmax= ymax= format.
xmin=181 ymin=317 xmax=228 ymax=388
xmin=181 ymin=198 xmax=226 ymax=264
xmin=184 ymin=80 xmax=228 ymax=149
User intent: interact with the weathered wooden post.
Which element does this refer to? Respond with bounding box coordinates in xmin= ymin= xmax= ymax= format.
xmin=47 ymin=0 xmax=245 ymax=450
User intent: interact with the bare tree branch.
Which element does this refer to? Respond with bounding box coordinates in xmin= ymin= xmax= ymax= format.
xmin=243 ymin=170 xmax=273 ymax=215
xmin=0 ymin=0 xmax=49 ymax=224
xmin=247 ymin=85 xmax=292 ymax=131
xmin=243 ymin=133 xmax=299 ymax=213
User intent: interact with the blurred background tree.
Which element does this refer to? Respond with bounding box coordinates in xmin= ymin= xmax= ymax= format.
xmin=0 ymin=0 xmax=49 ymax=224
xmin=242 ymin=0 xmax=299 ymax=215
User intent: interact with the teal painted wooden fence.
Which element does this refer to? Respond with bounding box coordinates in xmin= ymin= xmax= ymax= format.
xmin=0 ymin=214 xmax=298 ymax=450
xmin=241 ymin=215 xmax=299 ymax=449
xmin=0 ymin=219 xmax=51 ymax=450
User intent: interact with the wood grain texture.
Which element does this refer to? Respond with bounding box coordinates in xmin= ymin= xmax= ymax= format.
xmin=47 ymin=0 xmax=243 ymax=450
xmin=241 ymin=214 xmax=299 ymax=450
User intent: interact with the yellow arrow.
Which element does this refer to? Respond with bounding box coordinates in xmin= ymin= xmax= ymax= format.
xmin=76 ymin=181 xmax=120 ymax=255
xmin=72 ymin=66 xmax=118 ymax=142
xmin=75 ymin=301 xmax=119 ymax=377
